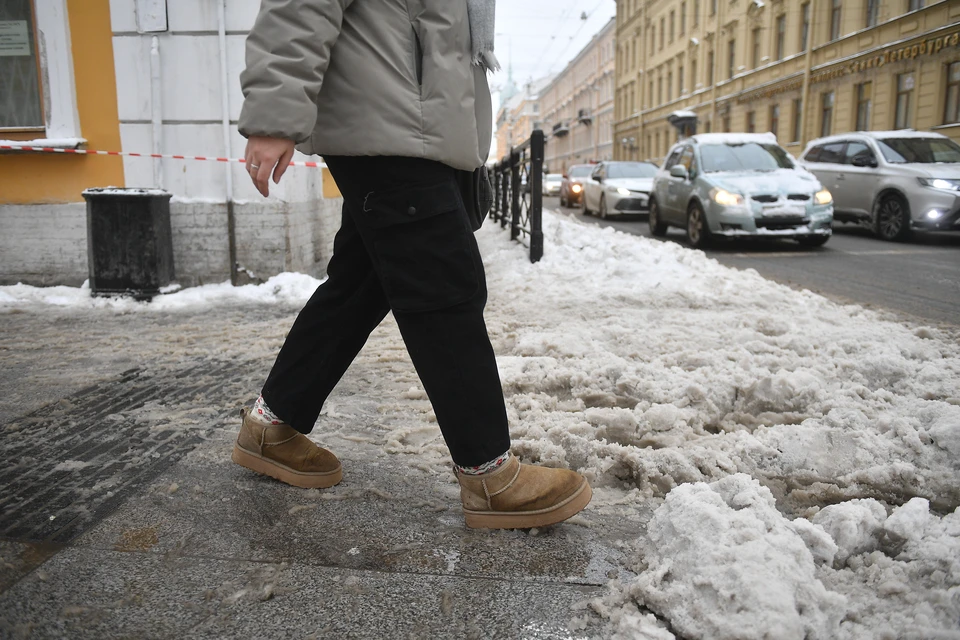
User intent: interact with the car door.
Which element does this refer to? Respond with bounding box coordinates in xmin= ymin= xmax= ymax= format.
xmin=805 ymin=141 xmax=847 ymax=212
xmin=586 ymin=164 xmax=604 ymax=211
xmin=659 ymin=147 xmax=685 ymax=222
xmin=837 ymin=141 xmax=880 ymax=220
xmin=671 ymin=145 xmax=697 ymax=216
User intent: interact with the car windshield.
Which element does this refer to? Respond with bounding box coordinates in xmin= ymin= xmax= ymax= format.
xmin=700 ymin=143 xmax=796 ymax=173
xmin=606 ymin=162 xmax=657 ymax=178
xmin=568 ymin=166 xmax=594 ymax=177
xmin=875 ymin=138 xmax=960 ymax=164
xmin=546 ymin=174 xmax=562 ymax=181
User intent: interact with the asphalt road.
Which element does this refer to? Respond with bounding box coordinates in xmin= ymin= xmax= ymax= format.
xmin=547 ymin=196 xmax=960 ymax=329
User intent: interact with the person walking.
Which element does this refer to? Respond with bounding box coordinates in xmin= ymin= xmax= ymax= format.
xmin=231 ymin=0 xmax=591 ymax=529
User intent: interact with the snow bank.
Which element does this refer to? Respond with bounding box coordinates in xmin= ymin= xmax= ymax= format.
xmin=0 ymin=273 xmax=322 ymax=312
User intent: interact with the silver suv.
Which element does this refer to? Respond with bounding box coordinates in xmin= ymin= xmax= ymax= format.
xmin=799 ymin=130 xmax=960 ymax=241
xmin=649 ymin=133 xmax=834 ymax=248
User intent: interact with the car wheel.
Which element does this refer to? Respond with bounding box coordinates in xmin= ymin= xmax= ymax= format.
xmin=648 ymin=198 xmax=668 ymax=237
xmin=598 ymin=195 xmax=608 ymax=219
xmin=875 ymin=193 xmax=911 ymax=242
xmin=560 ymin=195 xmax=567 ymax=208
xmin=686 ymin=202 xmax=711 ymax=249
xmin=797 ymin=235 xmax=829 ymax=248
xmin=582 ymin=193 xmax=592 ymax=216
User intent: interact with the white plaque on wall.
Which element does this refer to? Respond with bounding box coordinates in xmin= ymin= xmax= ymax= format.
xmin=136 ymin=0 xmax=169 ymax=33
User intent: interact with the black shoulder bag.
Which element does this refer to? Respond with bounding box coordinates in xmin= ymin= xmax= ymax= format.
xmin=455 ymin=166 xmax=494 ymax=232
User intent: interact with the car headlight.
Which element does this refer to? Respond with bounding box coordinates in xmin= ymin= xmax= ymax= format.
xmin=711 ymin=188 xmax=744 ymax=206
xmin=571 ymin=184 xmax=582 ymax=193
xmin=814 ymin=189 xmax=833 ymax=205
xmin=919 ymin=178 xmax=960 ymax=191
xmin=617 ymin=187 xmax=631 ymax=196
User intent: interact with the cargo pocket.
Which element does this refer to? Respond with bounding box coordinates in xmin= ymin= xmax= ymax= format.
xmin=364 ymin=180 xmax=479 ymax=313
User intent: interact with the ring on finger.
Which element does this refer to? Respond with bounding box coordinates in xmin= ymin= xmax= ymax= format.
xmin=249 ymin=163 xmax=260 ymax=170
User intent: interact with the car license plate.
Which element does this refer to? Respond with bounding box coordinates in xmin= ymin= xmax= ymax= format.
xmin=762 ymin=204 xmax=805 ymax=216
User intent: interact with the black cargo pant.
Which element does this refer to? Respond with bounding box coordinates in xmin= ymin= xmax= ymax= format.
xmin=260 ymin=156 xmax=511 ymax=467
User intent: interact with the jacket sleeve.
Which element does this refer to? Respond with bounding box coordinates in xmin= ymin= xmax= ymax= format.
xmin=238 ymin=0 xmax=353 ymax=142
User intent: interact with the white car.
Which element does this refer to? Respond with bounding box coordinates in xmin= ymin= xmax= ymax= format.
xmin=544 ymin=173 xmax=563 ymax=196
xmin=581 ymin=161 xmax=659 ymax=218
xmin=799 ymin=130 xmax=960 ymax=241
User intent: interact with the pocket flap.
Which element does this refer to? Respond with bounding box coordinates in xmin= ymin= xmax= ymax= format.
xmin=362 ymin=181 xmax=463 ymax=228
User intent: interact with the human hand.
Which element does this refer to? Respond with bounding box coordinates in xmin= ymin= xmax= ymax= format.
xmin=244 ymin=136 xmax=296 ymax=197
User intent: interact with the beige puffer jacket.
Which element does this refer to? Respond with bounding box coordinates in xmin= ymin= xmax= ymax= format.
xmin=238 ymin=0 xmax=492 ymax=171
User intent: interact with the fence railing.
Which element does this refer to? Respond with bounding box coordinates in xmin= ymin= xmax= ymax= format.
xmin=490 ymin=129 xmax=544 ymax=263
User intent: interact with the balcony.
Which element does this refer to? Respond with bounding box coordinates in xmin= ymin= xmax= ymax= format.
xmin=552 ymin=121 xmax=570 ymax=137
xmin=577 ymin=109 xmax=593 ymax=125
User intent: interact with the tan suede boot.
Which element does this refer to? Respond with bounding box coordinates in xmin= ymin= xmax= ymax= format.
xmin=231 ymin=409 xmax=342 ymax=488
xmin=456 ymin=454 xmax=592 ymax=529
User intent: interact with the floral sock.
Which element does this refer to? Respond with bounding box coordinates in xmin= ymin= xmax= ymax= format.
xmin=456 ymin=450 xmax=512 ymax=476
xmin=250 ymin=394 xmax=283 ymax=426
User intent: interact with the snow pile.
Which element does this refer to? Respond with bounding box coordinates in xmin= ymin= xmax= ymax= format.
xmin=595 ymin=474 xmax=846 ymax=640
xmin=0 ymin=272 xmax=322 ymax=312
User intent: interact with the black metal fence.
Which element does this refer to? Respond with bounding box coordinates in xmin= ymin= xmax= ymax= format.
xmin=490 ymin=129 xmax=544 ymax=263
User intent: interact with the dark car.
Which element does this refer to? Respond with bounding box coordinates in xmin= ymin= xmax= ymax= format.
xmin=560 ymin=164 xmax=595 ymax=207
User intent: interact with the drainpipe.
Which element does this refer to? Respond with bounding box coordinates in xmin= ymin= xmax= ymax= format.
xmin=218 ymin=0 xmax=239 ymax=286
xmin=150 ymin=36 xmax=163 ymax=188
xmin=798 ymin=0 xmax=817 ymax=149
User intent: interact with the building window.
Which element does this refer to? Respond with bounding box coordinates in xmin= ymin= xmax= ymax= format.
xmin=711 ymin=0 xmax=717 ymax=16
xmin=895 ymin=72 xmax=914 ymax=128
xmin=660 ymin=17 xmax=665 ymax=50
xmin=650 ymin=26 xmax=656 ymax=55
xmin=658 ymin=76 xmax=663 ymax=104
xmin=946 ymin=62 xmax=960 ymax=124
xmin=649 ymin=80 xmax=654 ymax=107
xmin=747 ymin=111 xmax=756 ymax=133
xmin=694 ymin=0 xmax=700 ymax=26
xmin=707 ymin=50 xmax=714 ymax=85
xmin=692 ymin=59 xmax=698 ymax=89
xmin=680 ymin=2 xmax=687 ymax=35
xmin=752 ymin=28 xmax=762 ymax=69
xmin=866 ymin=0 xmax=879 ymax=27
xmin=821 ymin=91 xmax=834 ymax=137
xmin=667 ymin=71 xmax=673 ymax=101
xmin=830 ymin=0 xmax=842 ymax=40
xmin=705 ymin=119 xmax=711 ymax=132
xmin=856 ymin=81 xmax=871 ymax=130
xmin=776 ymin=15 xmax=786 ymax=60
xmin=792 ymin=98 xmax=803 ymax=141
xmin=770 ymin=104 xmax=780 ymax=138
xmin=722 ymin=113 xmax=731 ymax=132
xmin=0 ymin=0 xmax=44 ymax=129
xmin=800 ymin=3 xmax=810 ymax=51
xmin=728 ymin=39 xmax=736 ymax=79
xmin=679 ymin=65 xmax=685 ymax=94
xmin=908 ymin=0 xmax=923 ymax=10
xmin=670 ymin=11 xmax=675 ymax=42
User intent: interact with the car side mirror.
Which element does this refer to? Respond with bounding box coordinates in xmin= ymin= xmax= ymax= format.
xmin=852 ymin=156 xmax=877 ymax=168
xmin=669 ymin=165 xmax=689 ymax=179
xmin=593 ymin=175 xmax=603 ymax=183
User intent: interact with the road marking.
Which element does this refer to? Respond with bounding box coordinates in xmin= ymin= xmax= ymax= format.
xmin=723 ymin=248 xmax=937 ymax=258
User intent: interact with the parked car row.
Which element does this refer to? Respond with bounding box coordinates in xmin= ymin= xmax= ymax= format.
xmin=556 ymin=129 xmax=960 ymax=247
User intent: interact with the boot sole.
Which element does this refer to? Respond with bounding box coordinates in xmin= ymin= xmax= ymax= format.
xmin=463 ymin=480 xmax=593 ymax=529
xmin=231 ymin=444 xmax=343 ymax=489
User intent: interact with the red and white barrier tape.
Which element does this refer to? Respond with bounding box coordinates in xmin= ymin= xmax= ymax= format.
xmin=0 ymin=144 xmax=325 ymax=168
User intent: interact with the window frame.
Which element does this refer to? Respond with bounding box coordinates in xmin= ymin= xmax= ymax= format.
xmin=792 ymin=98 xmax=803 ymax=143
xmin=775 ymin=14 xmax=786 ymax=61
xmin=752 ymin=27 xmax=762 ymax=69
xmin=0 ymin=0 xmax=80 ymax=140
xmin=945 ymin=61 xmax=960 ymax=125
xmin=821 ymin=91 xmax=835 ymax=137
xmin=728 ymin=38 xmax=736 ymax=79
xmin=830 ymin=0 xmax=842 ymax=41
xmin=746 ymin=110 xmax=756 ymax=133
xmin=895 ymin=72 xmax=914 ymax=129
xmin=800 ymin=3 xmax=810 ymax=51
xmin=855 ymin=81 xmax=872 ymax=130
xmin=770 ymin=103 xmax=780 ymax=139
xmin=865 ymin=0 xmax=879 ymax=28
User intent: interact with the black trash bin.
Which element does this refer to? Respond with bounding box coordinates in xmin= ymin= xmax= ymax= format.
xmin=82 ymin=188 xmax=176 ymax=300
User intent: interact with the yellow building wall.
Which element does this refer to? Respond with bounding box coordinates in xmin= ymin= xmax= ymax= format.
xmin=0 ymin=0 xmax=124 ymax=204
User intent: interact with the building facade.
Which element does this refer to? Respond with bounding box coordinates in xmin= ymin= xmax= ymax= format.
xmin=614 ymin=0 xmax=960 ymax=164
xmin=495 ymin=76 xmax=553 ymax=162
xmin=539 ymin=18 xmax=618 ymax=174
xmin=1 ymin=0 xmax=341 ymax=287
